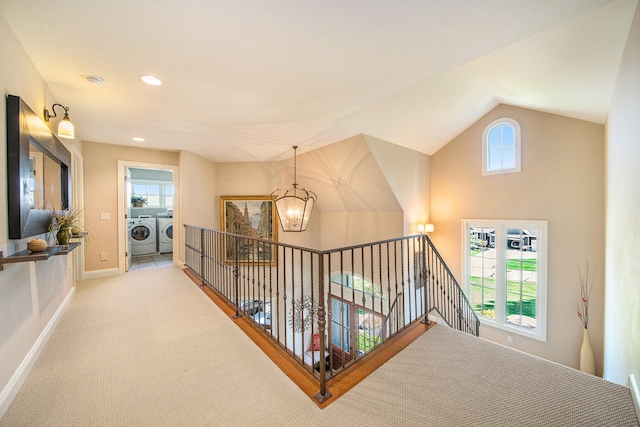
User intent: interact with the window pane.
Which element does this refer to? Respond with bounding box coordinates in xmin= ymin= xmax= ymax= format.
xmin=469 ymin=227 xmax=496 ymax=318
xmin=505 ymin=228 xmax=537 ymax=330
xmin=147 ymin=184 xmax=160 ymax=195
xmin=132 ymin=184 xmax=146 ymax=194
xmin=165 ymin=185 xmax=174 ymax=196
xmin=331 ymin=299 xmax=350 ymax=352
xmin=502 ymin=146 xmax=516 ymax=168
xmin=489 ymin=127 xmax=502 ymax=148
xmin=502 ymin=124 xmax=514 ymax=142
xmin=146 ymin=195 xmax=160 ymax=206
xmin=358 ymin=309 xmax=382 ymax=353
xmin=489 ymin=149 xmax=502 ymax=171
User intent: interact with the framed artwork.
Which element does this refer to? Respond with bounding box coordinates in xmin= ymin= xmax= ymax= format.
xmin=220 ymin=195 xmax=278 ymax=265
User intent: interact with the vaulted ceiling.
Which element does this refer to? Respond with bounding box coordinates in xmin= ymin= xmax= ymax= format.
xmin=0 ymin=0 xmax=636 ymax=162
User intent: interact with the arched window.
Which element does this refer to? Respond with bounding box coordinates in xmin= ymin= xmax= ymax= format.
xmin=482 ymin=118 xmax=521 ymax=175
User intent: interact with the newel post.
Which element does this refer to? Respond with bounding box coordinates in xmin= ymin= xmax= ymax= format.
xmin=314 ymin=252 xmax=333 ymax=403
xmin=421 ymin=234 xmax=432 ymax=325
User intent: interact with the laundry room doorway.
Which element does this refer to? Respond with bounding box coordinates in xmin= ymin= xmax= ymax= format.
xmin=117 ymin=161 xmax=179 ymax=275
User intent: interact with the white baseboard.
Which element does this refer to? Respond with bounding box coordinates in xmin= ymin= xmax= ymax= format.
xmin=0 ymin=286 xmax=75 ymax=418
xmin=84 ymin=268 xmax=119 ymax=280
xmin=629 ymin=374 xmax=640 ymax=421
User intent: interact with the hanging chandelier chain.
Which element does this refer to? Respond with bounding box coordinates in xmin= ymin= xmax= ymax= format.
xmin=292 ymin=145 xmax=298 ymax=187
xmin=271 ymin=145 xmax=316 ymax=232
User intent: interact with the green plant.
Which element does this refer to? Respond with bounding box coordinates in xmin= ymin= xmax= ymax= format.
xmin=131 ymin=196 xmax=147 ymax=206
xmin=357 ymin=331 xmax=382 ymax=353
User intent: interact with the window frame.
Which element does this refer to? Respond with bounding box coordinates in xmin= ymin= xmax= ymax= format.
xmin=482 ymin=118 xmax=521 ymax=175
xmin=131 ymin=179 xmax=174 ymax=208
xmin=462 ymin=219 xmax=547 ymax=341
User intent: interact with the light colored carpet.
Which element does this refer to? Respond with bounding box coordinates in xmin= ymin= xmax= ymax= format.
xmin=1 ymin=267 xmax=638 ymax=426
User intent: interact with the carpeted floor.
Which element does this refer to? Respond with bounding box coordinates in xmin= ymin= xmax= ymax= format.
xmin=1 ymin=266 xmax=638 ymax=426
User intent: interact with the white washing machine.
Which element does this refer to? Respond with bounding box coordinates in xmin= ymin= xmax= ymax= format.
xmin=129 ymin=218 xmax=157 ymax=255
xmin=158 ymin=217 xmax=173 ymax=253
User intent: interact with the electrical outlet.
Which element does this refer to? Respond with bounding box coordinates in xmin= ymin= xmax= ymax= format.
xmin=100 ymin=252 xmax=108 ymax=261
xmin=507 ymin=333 xmax=514 ymax=343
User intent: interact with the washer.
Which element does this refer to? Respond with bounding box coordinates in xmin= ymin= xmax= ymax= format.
xmin=129 ymin=218 xmax=157 ymax=255
xmin=158 ymin=217 xmax=173 ymax=253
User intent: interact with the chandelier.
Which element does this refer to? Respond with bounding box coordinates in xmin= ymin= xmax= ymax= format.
xmin=271 ymin=146 xmax=317 ymax=232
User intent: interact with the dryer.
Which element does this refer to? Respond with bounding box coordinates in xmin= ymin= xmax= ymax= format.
xmin=129 ymin=218 xmax=157 ymax=255
xmin=158 ymin=217 xmax=173 ymax=253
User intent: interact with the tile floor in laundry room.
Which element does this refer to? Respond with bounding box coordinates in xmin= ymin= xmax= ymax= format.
xmin=129 ymin=253 xmax=173 ymax=270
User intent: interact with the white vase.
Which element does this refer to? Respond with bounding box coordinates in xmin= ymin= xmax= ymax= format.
xmin=580 ymin=328 xmax=596 ymax=375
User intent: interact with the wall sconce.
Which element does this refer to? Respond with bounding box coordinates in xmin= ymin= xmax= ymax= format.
xmin=44 ymin=103 xmax=75 ymax=139
xmin=417 ymin=223 xmax=434 ymax=234
xmin=271 ymin=146 xmax=317 ymax=232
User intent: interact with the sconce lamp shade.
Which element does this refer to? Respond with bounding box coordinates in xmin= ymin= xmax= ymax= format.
xmin=57 ymin=115 xmax=75 ymax=139
xmin=271 ymin=146 xmax=317 ymax=232
xmin=417 ymin=223 xmax=434 ymax=234
xmin=44 ymin=103 xmax=75 ymax=139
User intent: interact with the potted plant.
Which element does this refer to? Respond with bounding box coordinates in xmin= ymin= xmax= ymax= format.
xmin=49 ymin=206 xmax=84 ymax=246
xmin=131 ymin=196 xmax=147 ymax=208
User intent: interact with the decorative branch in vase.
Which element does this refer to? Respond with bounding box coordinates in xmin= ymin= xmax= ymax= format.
xmin=577 ymin=263 xmax=596 ymax=375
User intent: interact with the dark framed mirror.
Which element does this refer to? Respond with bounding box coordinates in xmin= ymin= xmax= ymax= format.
xmin=6 ymin=94 xmax=71 ymax=239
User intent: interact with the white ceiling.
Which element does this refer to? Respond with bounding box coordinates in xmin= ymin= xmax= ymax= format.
xmin=0 ymin=0 xmax=636 ymax=162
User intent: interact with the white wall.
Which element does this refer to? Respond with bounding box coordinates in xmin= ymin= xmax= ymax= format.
xmin=0 ymin=16 xmax=76 ymax=416
xmin=604 ymin=2 xmax=640 ymax=385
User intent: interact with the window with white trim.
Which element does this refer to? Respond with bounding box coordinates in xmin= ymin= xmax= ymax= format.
xmin=132 ymin=180 xmax=174 ymax=207
xmin=462 ymin=219 xmax=547 ymax=341
xmin=482 ymin=118 xmax=521 ymax=175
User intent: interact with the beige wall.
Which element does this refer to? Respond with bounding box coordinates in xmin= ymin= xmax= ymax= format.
xmin=604 ymin=2 xmax=640 ymax=385
xmin=215 ymin=159 xmax=324 ymax=249
xmin=319 ymin=211 xmax=404 ymax=249
xmin=179 ymin=151 xmax=218 ymax=231
xmin=178 ymin=151 xmax=218 ymax=263
xmin=82 ymin=141 xmax=179 ymax=272
xmin=214 ymin=137 xmax=408 ymax=250
xmin=82 ymin=134 xmax=407 ymax=272
xmin=0 ymin=16 xmax=76 ymax=415
xmin=431 ymin=104 xmax=605 ymax=374
xmin=364 ymin=135 xmax=431 ymax=235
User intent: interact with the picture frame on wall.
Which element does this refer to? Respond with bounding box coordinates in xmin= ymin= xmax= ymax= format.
xmin=220 ymin=195 xmax=278 ymax=265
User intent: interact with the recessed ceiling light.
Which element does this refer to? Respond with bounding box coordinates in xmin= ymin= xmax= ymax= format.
xmin=132 ymin=137 xmax=145 ymax=142
xmin=85 ymin=75 xmax=104 ymax=86
xmin=140 ymin=74 xmax=162 ymax=86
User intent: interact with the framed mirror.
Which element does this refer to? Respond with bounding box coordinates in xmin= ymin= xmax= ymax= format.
xmin=6 ymin=94 xmax=71 ymax=239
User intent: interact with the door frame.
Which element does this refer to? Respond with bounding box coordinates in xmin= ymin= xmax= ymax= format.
xmin=117 ymin=160 xmax=180 ymax=275
xmin=71 ymin=146 xmax=85 ymax=281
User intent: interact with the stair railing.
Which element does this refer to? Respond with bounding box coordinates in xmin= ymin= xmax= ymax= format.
xmin=384 ymin=292 xmax=404 ymax=338
xmin=184 ymin=225 xmax=479 ymax=403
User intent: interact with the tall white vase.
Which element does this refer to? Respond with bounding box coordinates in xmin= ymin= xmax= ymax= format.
xmin=580 ymin=328 xmax=596 ymax=375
